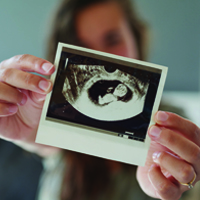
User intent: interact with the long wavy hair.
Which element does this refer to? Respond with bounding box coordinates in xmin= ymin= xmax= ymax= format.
xmin=45 ymin=0 xmax=148 ymax=199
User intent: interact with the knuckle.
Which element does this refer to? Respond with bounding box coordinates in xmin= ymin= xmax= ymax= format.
xmin=15 ymin=54 xmax=30 ymax=65
xmin=179 ymin=165 xmax=193 ymax=183
xmin=157 ymin=183 xmax=179 ymax=200
xmin=15 ymin=54 xmax=44 ymax=71
xmin=23 ymin=73 xmax=35 ymax=87
xmin=162 ymin=129 xmax=174 ymax=146
xmin=167 ymin=112 xmax=178 ymax=122
xmin=189 ymin=146 xmax=200 ymax=163
xmin=0 ymin=68 xmax=13 ymax=82
xmin=169 ymin=112 xmax=177 ymax=119
xmin=157 ymin=182 xmax=172 ymax=197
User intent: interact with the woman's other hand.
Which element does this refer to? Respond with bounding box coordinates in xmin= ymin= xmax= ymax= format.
xmin=0 ymin=54 xmax=58 ymax=155
xmin=137 ymin=111 xmax=200 ymax=200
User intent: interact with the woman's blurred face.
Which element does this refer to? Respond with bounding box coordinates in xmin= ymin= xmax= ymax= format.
xmin=76 ymin=1 xmax=138 ymax=59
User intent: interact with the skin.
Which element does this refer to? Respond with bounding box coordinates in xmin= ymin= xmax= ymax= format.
xmin=0 ymin=55 xmax=58 ymax=156
xmin=0 ymin=2 xmax=199 ymax=199
xmin=139 ymin=112 xmax=200 ymax=199
xmin=75 ymin=2 xmax=138 ymax=58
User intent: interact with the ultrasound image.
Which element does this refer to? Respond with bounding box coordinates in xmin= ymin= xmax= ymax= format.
xmin=47 ymin=50 xmax=161 ymax=141
xmin=62 ymin=64 xmax=149 ymax=121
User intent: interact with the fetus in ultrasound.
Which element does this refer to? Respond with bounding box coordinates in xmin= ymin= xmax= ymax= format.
xmin=62 ymin=64 xmax=149 ymax=121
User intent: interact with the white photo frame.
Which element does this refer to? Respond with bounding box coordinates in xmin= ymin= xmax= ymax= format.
xmin=36 ymin=43 xmax=168 ymax=166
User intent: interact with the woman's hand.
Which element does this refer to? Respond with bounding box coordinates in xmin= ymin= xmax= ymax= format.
xmin=0 ymin=54 xmax=58 ymax=155
xmin=137 ymin=111 xmax=200 ymax=200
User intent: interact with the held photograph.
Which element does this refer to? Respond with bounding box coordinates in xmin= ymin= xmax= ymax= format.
xmin=36 ymin=43 xmax=168 ymax=165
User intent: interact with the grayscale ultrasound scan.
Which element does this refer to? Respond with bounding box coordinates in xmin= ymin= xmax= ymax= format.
xmin=46 ymin=46 xmax=163 ymax=142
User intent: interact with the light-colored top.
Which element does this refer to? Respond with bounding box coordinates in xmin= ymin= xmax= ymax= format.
xmin=36 ymin=152 xmax=65 ymax=200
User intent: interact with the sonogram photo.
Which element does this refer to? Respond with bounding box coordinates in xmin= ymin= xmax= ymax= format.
xmin=36 ymin=43 xmax=167 ymax=165
xmin=46 ymin=46 xmax=162 ymax=142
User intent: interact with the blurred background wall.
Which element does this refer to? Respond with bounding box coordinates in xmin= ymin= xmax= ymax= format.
xmin=0 ymin=2 xmax=199 ymax=199
xmin=134 ymin=0 xmax=200 ymax=91
xmin=0 ymin=0 xmax=199 ymax=91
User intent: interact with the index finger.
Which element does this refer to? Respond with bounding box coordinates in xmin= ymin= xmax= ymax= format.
xmin=155 ymin=111 xmax=200 ymax=145
xmin=0 ymin=54 xmax=55 ymax=75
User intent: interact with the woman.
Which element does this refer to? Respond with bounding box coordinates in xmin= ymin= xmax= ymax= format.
xmin=0 ymin=0 xmax=199 ymax=199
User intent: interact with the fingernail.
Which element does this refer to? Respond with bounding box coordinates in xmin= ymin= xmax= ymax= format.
xmin=38 ymin=80 xmax=51 ymax=92
xmin=156 ymin=111 xmax=168 ymax=122
xmin=152 ymin=152 xmax=161 ymax=163
xmin=42 ymin=63 xmax=54 ymax=73
xmin=9 ymin=105 xmax=18 ymax=113
xmin=149 ymin=126 xmax=162 ymax=139
xmin=17 ymin=94 xmax=27 ymax=106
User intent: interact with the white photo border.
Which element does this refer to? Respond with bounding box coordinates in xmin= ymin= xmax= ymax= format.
xmin=36 ymin=43 xmax=168 ymax=166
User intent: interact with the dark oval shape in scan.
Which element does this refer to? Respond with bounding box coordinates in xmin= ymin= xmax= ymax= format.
xmin=104 ymin=65 xmax=117 ymax=73
xmin=88 ymin=80 xmax=133 ymax=105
